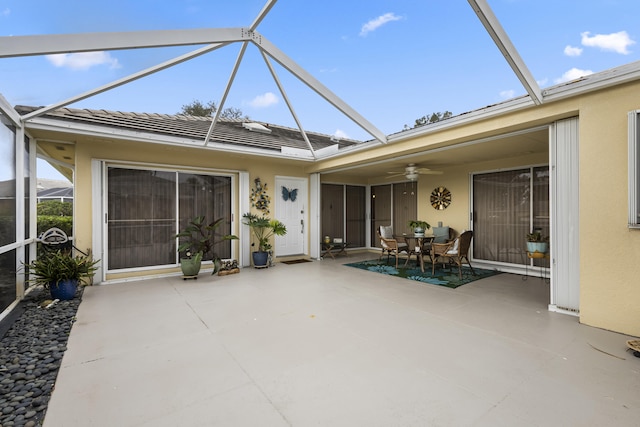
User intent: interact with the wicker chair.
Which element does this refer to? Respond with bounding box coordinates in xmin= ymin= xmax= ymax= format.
xmin=377 ymin=226 xmax=409 ymax=269
xmin=421 ymin=226 xmax=455 ymax=257
xmin=428 ymin=230 xmax=475 ymax=279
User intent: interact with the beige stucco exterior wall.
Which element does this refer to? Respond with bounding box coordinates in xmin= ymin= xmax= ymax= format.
xmin=577 ymin=82 xmax=640 ymax=336
xmin=72 ymin=137 xmax=311 ymax=280
xmin=408 ymin=153 xmax=549 ymax=236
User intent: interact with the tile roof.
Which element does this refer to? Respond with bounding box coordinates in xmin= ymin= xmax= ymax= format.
xmin=37 ymin=186 xmax=74 ymax=198
xmin=15 ymin=106 xmax=361 ymax=154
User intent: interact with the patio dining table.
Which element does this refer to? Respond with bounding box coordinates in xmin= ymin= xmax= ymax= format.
xmin=396 ymin=234 xmax=434 ymax=272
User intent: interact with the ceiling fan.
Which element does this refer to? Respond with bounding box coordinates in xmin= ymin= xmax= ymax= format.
xmin=386 ymin=163 xmax=443 ymax=181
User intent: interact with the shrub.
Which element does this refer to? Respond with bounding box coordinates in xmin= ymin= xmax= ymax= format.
xmin=37 ymin=200 xmax=73 ymax=216
xmin=37 ymin=216 xmax=72 ymax=237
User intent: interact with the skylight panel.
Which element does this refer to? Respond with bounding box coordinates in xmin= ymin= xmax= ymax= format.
xmin=242 ymin=122 xmax=272 ymax=134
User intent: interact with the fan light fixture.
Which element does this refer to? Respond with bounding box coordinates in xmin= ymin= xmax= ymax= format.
xmin=386 ymin=163 xmax=443 ymax=181
xmin=405 ymin=172 xmax=419 ymax=181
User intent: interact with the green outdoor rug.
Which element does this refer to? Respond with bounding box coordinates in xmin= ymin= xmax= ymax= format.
xmin=344 ymin=258 xmax=500 ymax=289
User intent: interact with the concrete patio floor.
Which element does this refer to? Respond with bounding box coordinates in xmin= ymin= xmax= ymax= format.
xmin=43 ymin=253 xmax=639 ymax=426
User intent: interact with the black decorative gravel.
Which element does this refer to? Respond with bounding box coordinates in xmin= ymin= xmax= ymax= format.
xmin=0 ymin=286 xmax=82 ymax=427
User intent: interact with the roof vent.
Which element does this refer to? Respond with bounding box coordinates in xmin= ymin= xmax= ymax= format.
xmin=242 ymin=122 xmax=272 ymax=134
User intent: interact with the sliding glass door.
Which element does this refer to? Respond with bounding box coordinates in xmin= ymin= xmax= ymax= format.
xmin=371 ymin=182 xmax=417 ymax=247
xmin=107 ymin=166 xmax=232 ymax=271
xmin=472 ymin=166 xmax=549 ymax=265
xmin=321 ymin=184 xmax=366 ymax=248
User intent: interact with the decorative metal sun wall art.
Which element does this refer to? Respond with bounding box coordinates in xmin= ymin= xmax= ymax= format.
xmin=430 ymin=186 xmax=451 ymax=210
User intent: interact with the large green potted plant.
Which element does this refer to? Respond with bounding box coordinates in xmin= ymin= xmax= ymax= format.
xmin=175 ymin=216 xmax=238 ymax=277
xmin=408 ymin=220 xmax=430 ymax=237
xmin=24 ymin=250 xmax=100 ymax=300
xmin=242 ymin=212 xmax=287 ymax=268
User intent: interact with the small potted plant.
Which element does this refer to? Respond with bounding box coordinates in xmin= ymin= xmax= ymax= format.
xmin=408 ymin=220 xmax=430 ymax=237
xmin=24 ymin=249 xmax=100 ymax=300
xmin=175 ymin=216 xmax=238 ymax=277
xmin=525 ymin=230 xmax=548 ymax=257
xmin=242 ymin=212 xmax=287 ymax=268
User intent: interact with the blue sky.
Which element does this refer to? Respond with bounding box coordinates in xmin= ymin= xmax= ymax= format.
xmin=1 ymin=0 xmax=639 ymax=178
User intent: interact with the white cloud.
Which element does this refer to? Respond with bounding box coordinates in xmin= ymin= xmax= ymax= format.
xmin=46 ymin=51 xmax=120 ymax=70
xmin=564 ymin=45 xmax=583 ymax=57
xmin=499 ymin=90 xmax=515 ymax=99
xmin=248 ymin=92 xmax=279 ymax=108
xmin=333 ymin=129 xmax=349 ymax=140
xmin=554 ymin=67 xmax=593 ymax=84
xmin=537 ymin=78 xmax=549 ymax=87
xmin=360 ymin=13 xmax=402 ymax=37
xmin=581 ymin=31 xmax=635 ymax=54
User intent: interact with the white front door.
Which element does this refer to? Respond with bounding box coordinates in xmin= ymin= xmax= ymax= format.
xmin=274 ymin=176 xmax=307 ymax=256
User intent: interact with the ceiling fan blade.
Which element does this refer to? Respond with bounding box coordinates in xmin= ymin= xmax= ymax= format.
xmin=418 ymin=169 xmax=443 ymax=175
xmin=386 ymin=173 xmax=405 ymax=179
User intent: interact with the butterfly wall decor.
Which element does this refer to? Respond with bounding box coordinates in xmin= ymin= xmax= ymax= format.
xmin=281 ymin=186 xmax=298 ymax=202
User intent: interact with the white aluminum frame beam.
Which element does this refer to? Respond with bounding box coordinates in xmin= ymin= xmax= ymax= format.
xmin=260 ymin=49 xmax=317 ymax=158
xmin=3 ymin=0 xmax=385 ymax=145
xmin=0 ymin=28 xmax=255 ymax=58
xmin=21 ymin=42 xmax=231 ymax=121
xmin=250 ymin=0 xmax=278 ymax=31
xmin=203 ymin=0 xmax=276 ymax=144
xmin=0 ymin=93 xmax=22 ymax=126
xmin=467 ymin=0 xmax=543 ymax=105
xmin=204 ymin=41 xmax=249 ymax=146
xmin=252 ymin=33 xmax=387 ymax=144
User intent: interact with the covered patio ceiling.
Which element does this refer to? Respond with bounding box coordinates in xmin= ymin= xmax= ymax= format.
xmin=318 ymin=127 xmax=549 ymax=180
xmin=0 ymin=0 xmax=549 ymax=170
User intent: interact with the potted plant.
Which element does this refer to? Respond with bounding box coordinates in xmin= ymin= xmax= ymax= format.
xmin=525 ymin=230 xmax=548 ymax=257
xmin=242 ymin=212 xmax=287 ymax=268
xmin=408 ymin=220 xmax=431 ymax=237
xmin=175 ymin=216 xmax=238 ymax=277
xmin=24 ymin=249 xmax=100 ymax=300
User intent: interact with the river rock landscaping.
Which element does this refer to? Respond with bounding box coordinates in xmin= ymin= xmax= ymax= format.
xmin=0 ymin=286 xmax=82 ymax=427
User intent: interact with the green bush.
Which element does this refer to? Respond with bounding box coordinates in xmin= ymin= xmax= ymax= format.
xmin=37 ymin=216 xmax=72 ymax=237
xmin=37 ymin=200 xmax=73 ymax=216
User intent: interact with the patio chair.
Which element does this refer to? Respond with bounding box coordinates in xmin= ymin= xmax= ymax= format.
xmin=421 ymin=225 xmax=454 ymax=257
xmin=377 ymin=225 xmax=409 ymax=269
xmin=429 ymin=230 xmax=475 ymax=279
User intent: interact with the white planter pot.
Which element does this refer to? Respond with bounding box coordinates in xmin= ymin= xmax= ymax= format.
xmin=526 ymin=242 xmax=548 ymax=256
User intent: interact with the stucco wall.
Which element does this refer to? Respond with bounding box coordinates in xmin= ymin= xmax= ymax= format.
xmin=72 ymin=138 xmax=310 ymax=280
xmin=578 ymin=82 xmax=640 ymax=336
xmin=410 ymin=153 xmax=549 ymax=237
